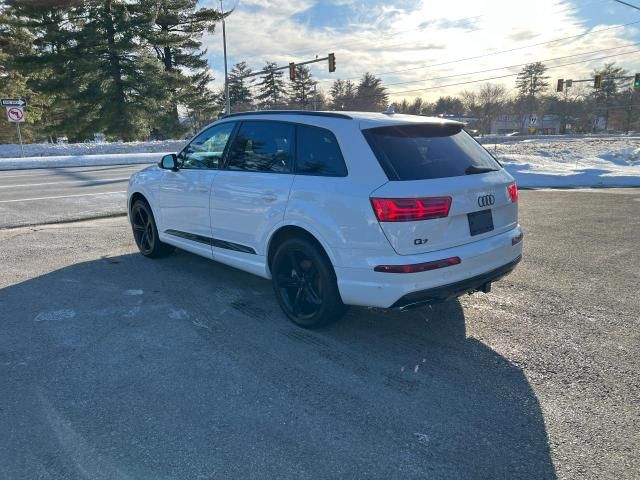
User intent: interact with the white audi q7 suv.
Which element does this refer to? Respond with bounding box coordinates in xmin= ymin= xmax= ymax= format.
xmin=128 ymin=111 xmax=523 ymax=328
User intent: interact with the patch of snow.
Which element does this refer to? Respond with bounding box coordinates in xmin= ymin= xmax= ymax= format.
xmin=481 ymin=136 xmax=640 ymax=188
xmin=0 ymin=140 xmax=186 ymax=158
xmin=0 ymin=152 xmax=169 ymax=171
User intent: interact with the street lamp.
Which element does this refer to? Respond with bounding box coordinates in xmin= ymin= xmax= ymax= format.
xmin=220 ymin=0 xmax=231 ymax=114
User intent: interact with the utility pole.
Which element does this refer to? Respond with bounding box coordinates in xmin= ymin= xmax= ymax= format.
xmin=220 ymin=0 xmax=231 ymax=114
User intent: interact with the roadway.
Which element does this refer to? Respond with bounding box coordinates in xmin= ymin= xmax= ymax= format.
xmin=1 ymin=189 xmax=639 ymax=479
xmin=0 ymin=164 xmax=147 ymax=228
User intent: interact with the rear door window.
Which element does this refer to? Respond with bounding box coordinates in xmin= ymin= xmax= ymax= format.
xmin=362 ymin=124 xmax=501 ymax=181
xmin=295 ymin=125 xmax=347 ymax=177
xmin=226 ymin=121 xmax=294 ymax=173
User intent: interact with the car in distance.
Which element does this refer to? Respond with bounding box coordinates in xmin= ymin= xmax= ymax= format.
xmin=128 ymin=111 xmax=523 ymax=328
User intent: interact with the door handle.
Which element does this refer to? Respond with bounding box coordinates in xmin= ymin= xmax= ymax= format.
xmin=194 ymin=186 xmax=209 ymax=193
xmin=262 ymin=193 xmax=278 ymax=203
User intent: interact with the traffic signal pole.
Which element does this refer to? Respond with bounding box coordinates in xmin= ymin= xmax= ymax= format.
xmin=238 ymin=54 xmax=336 ymax=80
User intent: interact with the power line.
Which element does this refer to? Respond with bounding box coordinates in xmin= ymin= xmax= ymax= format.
xmin=330 ymin=19 xmax=640 ymax=82
xmin=376 ymin=49 xmax=640 ymax=98
xmin=611 ymin=0 xmax=640 ymax=11
xmin=377 ymin=43 xmax=640 ymax=89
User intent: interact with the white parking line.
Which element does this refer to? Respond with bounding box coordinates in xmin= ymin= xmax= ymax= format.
xmin=0 ymin=191 xmax=127 ymax=203
xmin=0 ymin=178 xmax=128 ymax=188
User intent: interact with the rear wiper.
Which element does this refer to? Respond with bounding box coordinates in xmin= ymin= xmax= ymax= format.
xmin=465 ymin=165 xmax=499 ymax=175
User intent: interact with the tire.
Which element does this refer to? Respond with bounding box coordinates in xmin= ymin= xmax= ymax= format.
xmin=271 ymin=237 xmax=346 ymax=328
xmin=130 ymin=200 xmax=175 ymax=258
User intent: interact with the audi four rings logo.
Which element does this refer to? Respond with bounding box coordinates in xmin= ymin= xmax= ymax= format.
xmin=477 ymin=194 xmax=495 ymax=208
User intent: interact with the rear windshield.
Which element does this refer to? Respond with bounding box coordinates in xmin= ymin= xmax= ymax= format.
xmin=362 ymin=124 xmax=501 ymax=181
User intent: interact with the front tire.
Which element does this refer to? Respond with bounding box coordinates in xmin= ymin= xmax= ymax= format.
xmin=272 ymin=237 xmax=346 ymax=328
xmin=130 ymin=200 xmax=175 ymax=258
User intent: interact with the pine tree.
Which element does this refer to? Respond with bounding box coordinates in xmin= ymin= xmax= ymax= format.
xmin=0 ymin=4 xmax=47 ymax=142
xmin=228 ymin=61 xmax=255 ymax=111
xmin=255 ymin=61 xmax=287 ymax=109
xmin=355 ymin=73 xmax=388 ymax=112
xmin=10 ymin=0 xmax=167 ymax=141
xmin=329 ymin=79 xmax=357 ymax=110
xmin=592 ymin=63 xmax=628 ymax=130
xmin=515 ymin=62 xmax=549 ymax=118
xmin=142 ymin=0 xmax=223 ymax=137
xmin=289 ymin=65 xmax=316 ymax=110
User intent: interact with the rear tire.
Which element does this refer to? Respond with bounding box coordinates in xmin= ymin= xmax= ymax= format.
xmin=272 ymin=237 xmax=346 ymax=328
xmin=130 ymin=200 xmax=175 ymax=258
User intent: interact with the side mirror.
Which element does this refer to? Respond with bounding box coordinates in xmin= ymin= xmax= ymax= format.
xmin=159 ymin=153 xmax=178 ymax=171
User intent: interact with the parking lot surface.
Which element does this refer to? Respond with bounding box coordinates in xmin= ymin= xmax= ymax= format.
xmin=1 ymin=189 xmax=638 ymax=479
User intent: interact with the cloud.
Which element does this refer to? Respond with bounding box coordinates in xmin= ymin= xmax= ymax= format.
xmin=203 ymin=0 xmax=640 ymax=102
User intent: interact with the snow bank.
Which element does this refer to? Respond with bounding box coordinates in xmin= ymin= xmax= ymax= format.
xmin=483 ymin=136 xmax=640 ymax=188
xmin=0 ymin=152 xmax=168 ymax=171
xmin=0 ymin=140 xmax=186 ymax=158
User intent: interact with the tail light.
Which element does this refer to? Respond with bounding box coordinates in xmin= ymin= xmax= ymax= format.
xmin=374 ymin=256 xmax=461 ymax=273
xmin=370 ymin=197 xmax=451 ymax=222
xmin=507 ymin=183 xmax=518 ymax=203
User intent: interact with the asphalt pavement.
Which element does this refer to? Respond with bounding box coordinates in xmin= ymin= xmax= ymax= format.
xmin=0 ymin=189 xmax=638 ymax=479
xmin=0 ymin=164 xmax=147 ymax=228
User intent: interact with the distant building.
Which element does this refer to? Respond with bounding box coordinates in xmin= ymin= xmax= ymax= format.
xmin=491 ymin=114 xmax=561 ymax=135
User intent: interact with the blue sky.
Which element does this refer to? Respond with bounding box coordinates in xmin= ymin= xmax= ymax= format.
xmin=203 ymin=0 xmax=640 ymax=101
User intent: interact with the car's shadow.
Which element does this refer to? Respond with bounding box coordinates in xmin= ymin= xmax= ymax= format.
xmin=0 ymin=249 xmax=556 ymax=479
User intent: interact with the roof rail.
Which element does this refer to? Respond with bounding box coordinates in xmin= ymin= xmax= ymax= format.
xmin=221 ymin=110 xmax=353 ymax=120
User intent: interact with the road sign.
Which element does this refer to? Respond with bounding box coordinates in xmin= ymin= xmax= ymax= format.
xmin=1 ymin=98 xmax=27 ymax=107
xmin=6 ymin=106 xmax=25 ymax=123
xmin=529 ymin=115 xmax=538 ymax=127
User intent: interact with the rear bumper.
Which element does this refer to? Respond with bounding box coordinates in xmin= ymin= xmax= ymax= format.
xmin=334 ymin=225 xmax=523 ymax=308
xmin=390 ymin=255 xmax=521 ymax=309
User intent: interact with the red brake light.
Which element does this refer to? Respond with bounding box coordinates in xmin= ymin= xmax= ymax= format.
xmin=507 ymin=183 xmax=518 ymax=203
xmin=370 ymin=197 xmax=451 ymax=222
xmin=374 ymin=256 xmax=461 ymax=273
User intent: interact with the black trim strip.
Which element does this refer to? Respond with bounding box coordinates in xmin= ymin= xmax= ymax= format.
xmin=391 ymin=255 xmax=522 ymax=309
xmin=221 ymin=110 xmax=353 ymax=120
xmin=165 ymin=229 xmax=256 ymax=254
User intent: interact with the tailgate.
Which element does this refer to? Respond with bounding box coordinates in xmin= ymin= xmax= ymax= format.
xmin=371 ymin=169 xmax=518 ymax=255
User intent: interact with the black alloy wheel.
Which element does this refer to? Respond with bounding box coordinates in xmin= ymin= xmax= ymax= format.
xmin=131 ymin=200 xmax=174 ymax=258
xmin=272 ymin=237 xmax=346 ymax=328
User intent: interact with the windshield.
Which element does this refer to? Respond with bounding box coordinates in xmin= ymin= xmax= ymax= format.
xmin=363 ymin=124 xmax=501 ymax=181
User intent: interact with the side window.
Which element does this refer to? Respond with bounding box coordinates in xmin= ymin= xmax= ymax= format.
xmin=295 ymin=125 xmax=347 ymax=177
xmin=179 ymin=122 xmax=235 ymax=169
xmin=226 ymin=121 xmax=294 ymax=173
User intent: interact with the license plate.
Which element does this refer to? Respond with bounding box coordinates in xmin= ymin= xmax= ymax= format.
xmin=468 ymin=209 xmax=494 ymax=236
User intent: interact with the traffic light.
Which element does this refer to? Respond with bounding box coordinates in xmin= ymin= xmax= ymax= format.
xmin=634 ymin=73 xmax=640 ymax=90
xmin=289 ymin=62 xmax=296 ymax=81
xmin=556 ymin=79 xmax=564 ymax=92
xmin=594 ymin=74 xmax=602 ymax=89
xmin=328 ymin=52 xmax=336 ymax=73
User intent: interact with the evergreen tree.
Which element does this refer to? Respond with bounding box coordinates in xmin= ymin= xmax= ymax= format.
xmin=515 ymin=62 xmax=549 ymax=122
xmin=0 ymin=4 xmax=47 ymax=142
xmin=10 ymin=0 xmax=167 ymax=141
xmin=355 ymin=73 xmax=388 ymax=112
xmin=228 ymin=61 xmax=254 ymax=111
xmin=289 ymin=65 xmax=316 ymax=110
xmin=592 ymin=63 xmax=628 ymax=130
xmin=329 ymin=78 xmax=356 ymax=110
xmin=255 ymin=61 xmax=287 ymax=109
xmin=434 ymin=96 xmax=464 ymax=116
xmin=142 ymin=0 xmax=223 ymax=137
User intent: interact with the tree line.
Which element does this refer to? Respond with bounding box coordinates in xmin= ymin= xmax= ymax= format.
xmin=1 ymin=0 xmax=638 ymax=143
xmin=1 ymin=0 xmax=222 ymax=143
